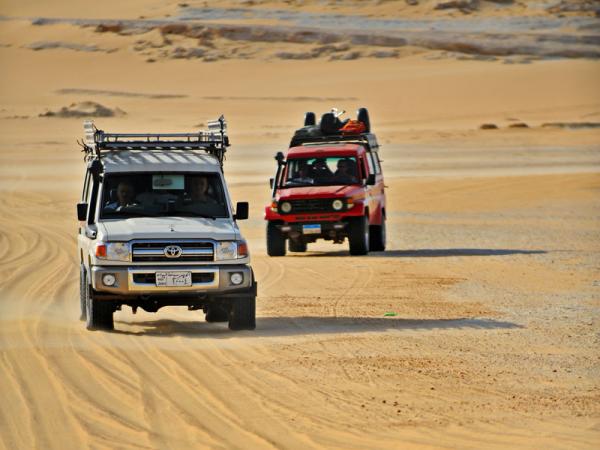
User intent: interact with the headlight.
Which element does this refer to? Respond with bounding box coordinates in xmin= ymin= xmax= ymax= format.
xmin=95 ymin=242 xmax=130 ymax=262
xmin=215 ymin=241 xmax=249 ymax=260
xmin=332 ymin=199 xmax=344 ymax=211
xmin=280 ymin=201 xmax=292 ymax=213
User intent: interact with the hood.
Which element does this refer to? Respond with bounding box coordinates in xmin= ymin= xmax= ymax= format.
xmin=277 ymin=184 xmax=361 ymax=200
xmin=98 ymin=217 xmax=238 ymax=242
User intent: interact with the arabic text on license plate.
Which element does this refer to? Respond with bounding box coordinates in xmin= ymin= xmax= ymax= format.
xmin=302 ymin=224 xmax=321 ymax=235
xmin=156 ymin=271 xmax=192 ymax=287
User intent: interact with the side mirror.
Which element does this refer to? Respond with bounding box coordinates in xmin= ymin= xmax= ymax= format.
xmin=269 ymin=177 xmax=274 ymax=189
xmin=77 ymin=202 xmax=88 ymax=221
xmin=235 ymin=202 xmax=249 ymax=220
xmin=366 ymin=174 xmax=376 ymax=186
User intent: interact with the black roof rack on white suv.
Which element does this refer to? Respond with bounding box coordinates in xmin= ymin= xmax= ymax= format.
xmin=80 ymin=116 xmax=230 ymax=166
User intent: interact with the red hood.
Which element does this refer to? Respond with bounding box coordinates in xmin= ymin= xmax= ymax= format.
xmin=276 ymin=184 xmax=362 ymax=200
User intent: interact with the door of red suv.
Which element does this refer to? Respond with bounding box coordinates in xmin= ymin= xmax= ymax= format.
xmin=363 ymin=151 xmax=385 ymax=225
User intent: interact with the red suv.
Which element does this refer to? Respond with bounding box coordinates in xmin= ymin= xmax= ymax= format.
xmin=264 ymin=108 xmax=386 ymax=256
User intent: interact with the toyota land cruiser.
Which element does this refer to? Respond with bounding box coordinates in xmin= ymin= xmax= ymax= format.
xmin=265 ymin=108 xmax=386 ymax=256
xmin=77 ymin=117 xmax=256 ymax=331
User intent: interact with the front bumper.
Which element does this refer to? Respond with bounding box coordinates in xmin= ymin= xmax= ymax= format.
xmin=264 ymin=203 xmax=365 ymax=223
xmin=91 ymin=264 xmax=253 ymax=295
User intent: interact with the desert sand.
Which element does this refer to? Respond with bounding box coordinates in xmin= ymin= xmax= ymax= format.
xmin=0 ymin=1 xmax=599 ymax=449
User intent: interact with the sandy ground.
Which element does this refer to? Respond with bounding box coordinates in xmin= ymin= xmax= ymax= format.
xmin=1 ymin=1 xmax=600 ymax=449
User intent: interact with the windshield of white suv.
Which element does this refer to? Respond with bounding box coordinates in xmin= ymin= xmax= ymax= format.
xmin=100 ymin=173 xmax=228 ymax=219
xmin=283 ymin=156 xmax=360 ymax=187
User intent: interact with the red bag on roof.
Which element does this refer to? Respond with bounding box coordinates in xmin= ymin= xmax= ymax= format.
xmin=340 ymin=119 xmax=366 ymax=135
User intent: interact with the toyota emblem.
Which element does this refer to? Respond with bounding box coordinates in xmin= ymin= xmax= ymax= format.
xmin=164 ymin=245 xmax=183 ymax=258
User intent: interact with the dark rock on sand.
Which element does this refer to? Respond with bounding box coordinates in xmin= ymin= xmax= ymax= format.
xmin=39 ymin=101 xmax=126 ymax=118
xmin=434 ymin=0 xmax=479 ymax=13
xmin=480 ymin=123 xmax=499 ymax=130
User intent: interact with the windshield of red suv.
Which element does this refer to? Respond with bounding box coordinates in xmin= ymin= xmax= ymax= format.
xmin=283 ymin=156 xmax=360 ymax=187
xmin=99 ymin=172 xmax=229 ymax=219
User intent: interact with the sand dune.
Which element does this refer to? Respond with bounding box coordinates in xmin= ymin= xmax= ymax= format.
xmin=0 ymin=1 xmax=599 ymax=449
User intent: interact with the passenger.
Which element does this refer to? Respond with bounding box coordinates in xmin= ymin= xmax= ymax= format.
xmin=296 ymin=163 xmax=312 ymax=180
xmin=189 ymin=176 xmax=216 ymax=203
xmin=105 ymin=181 xmax=137 ymax=211
xmin=334 ymin=159 xmax=357 ymax=182
xmin=312 ymin=158 xmax=333 ymax=179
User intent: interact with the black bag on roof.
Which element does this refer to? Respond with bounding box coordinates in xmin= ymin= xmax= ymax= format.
xmin=292 ymin=125 xmax=322 ymax=141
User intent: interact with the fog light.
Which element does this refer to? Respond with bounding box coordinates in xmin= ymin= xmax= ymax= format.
xmin=102 ymin=273 xmax=116 ymax=287
xmin=230 ymin=272 xmax=243 ymax=285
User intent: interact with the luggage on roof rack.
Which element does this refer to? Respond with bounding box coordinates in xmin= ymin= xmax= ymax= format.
xmin=289 ymin=131 xmax=379 ymax=152
xmin=81 ymin=115 xmax=230 ymax=166
xmin=290 ymin=107 xmax=377 ymax=150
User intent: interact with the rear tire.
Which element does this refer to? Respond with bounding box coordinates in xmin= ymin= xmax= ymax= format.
xmin=369 ymin=216 xmax=386 ymax=252
xmin=79 ymin=265 xmax=87 ymax=321
xmin=267 ymin=222 xmax=286 ymax=256
xmin=304 ymin=112 xmax=316 ymax=126
xmin=205 ymin=304 xmax=229 ymax=323
xmin=349 ymin=215 xmax=370 ymax=255
xmin=288 ymin=240 xmax=307 ymax=253
xmin=357 ymin=107 xmax=371 ymax=133
xmin=228 ymin=296 xmax=256 ymax=330
xmin=85 ymin=283 xmax=114 ymax=331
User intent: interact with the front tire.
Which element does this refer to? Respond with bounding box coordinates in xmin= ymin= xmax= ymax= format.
xmin=228 ymin=296 xmax=256 ymax=330
xmin=288 ymin=239 xmax=307 ymax=253
xmin=85 ymin=282 xmax=114 ymax=331
xmin=369 ymin=216 xmax=386 ymax=252
xmin=349 ymin=215 xmax=370 ymax=255
xmin=267 ymin=222 xmax=286 ymax=256
xmin=205 ymin=304 xmax=229 ymax=323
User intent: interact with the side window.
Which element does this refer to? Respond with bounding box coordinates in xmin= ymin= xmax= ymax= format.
xmin=87 ymin=178 xmax=100 ymax=224
xmin=366 ymin=153 xmax=375 ymax=175
xmin=373 ymin=153 xmax=382 ymax=174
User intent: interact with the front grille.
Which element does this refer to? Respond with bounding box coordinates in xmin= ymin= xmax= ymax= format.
xmin=132 ymin=273 xmax=215 ymax=284
xmin=282 ymin=198 xmax=338 ymax=214
xmin=132 ymin=241 xmax=214 ymax=262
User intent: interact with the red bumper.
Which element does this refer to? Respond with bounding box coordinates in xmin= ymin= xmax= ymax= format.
xmin=264 ymin=203 xmax=365 ymax=223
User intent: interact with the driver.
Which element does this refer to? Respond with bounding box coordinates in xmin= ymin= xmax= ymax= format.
xmin=105 ymin=181 xmax=137 ymax=211
xmin=312 ymin=158 xmax=333 ymax=179
xmin=189 ymin=176 xmax=216 ymax=203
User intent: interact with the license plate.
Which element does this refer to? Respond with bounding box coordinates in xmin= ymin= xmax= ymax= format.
xmin=156 ymin=271 xmax=192 ymax=287
xmin=302 ymin=224 xmax=321 ymax=235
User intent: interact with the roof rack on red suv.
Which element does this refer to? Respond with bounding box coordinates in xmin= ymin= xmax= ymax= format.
xmin=265 ymin=108 xmax=387 ymax=256
xmin=289 ymin=132 xmax=379 ymax=151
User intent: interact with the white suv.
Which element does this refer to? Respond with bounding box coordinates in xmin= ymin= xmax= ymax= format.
xmin=77 ymin=117 xmax=256 ymax=331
